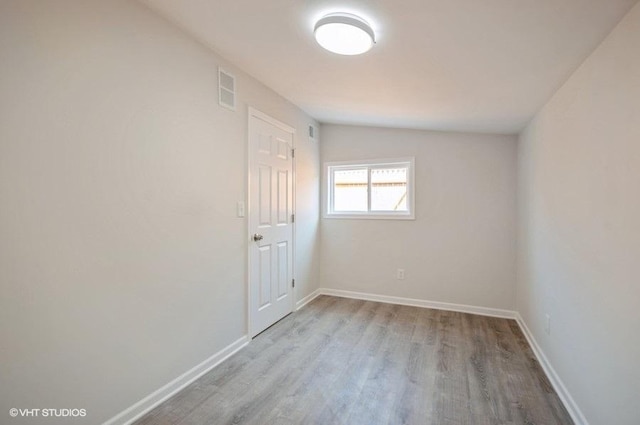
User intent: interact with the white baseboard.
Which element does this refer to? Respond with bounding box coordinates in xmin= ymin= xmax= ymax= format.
xmin=296 ymin=288 xmax=322 ymax=310
xmin=319 ymin=288 xmax=517 ymax=319
xmin=515 ymin=313 xmax=588 ymax=425
xmin=103 ymin=335 xmax=249 ymax=425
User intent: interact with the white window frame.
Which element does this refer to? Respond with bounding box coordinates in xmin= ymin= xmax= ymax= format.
xmin=324 ymin=157 xmax=415 ymax=220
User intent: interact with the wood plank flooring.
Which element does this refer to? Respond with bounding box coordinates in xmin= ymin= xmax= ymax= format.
xmin=134 ymin=295 xmax=573 ymax=425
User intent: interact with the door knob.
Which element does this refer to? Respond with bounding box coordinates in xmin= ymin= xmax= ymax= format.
xmin=253 ymin=233 xmax=264 ymax=241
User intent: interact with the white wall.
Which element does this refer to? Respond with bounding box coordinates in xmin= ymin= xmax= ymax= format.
xmin=320 ymin=125 xmax=517 ymax=310
xmin=293 ymin=125 xmax=321 ymax=306
xmin=517 ymin=3 xmax=640 ymax=424
xmin=0 ymin=1 xmax=319 ymax=423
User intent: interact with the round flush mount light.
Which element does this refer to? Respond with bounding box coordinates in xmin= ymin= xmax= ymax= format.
xmin=314 ymin=13 xmax=375 ymax=55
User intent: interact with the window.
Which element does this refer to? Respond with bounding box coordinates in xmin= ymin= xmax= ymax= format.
xmin=325 ymin=157 xmax=415 ymax=219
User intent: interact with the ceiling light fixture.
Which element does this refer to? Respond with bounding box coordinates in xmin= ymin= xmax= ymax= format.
xmin=314 ymin=13 xmax=375 ymax=55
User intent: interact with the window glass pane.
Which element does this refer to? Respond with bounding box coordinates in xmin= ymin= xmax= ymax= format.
xmin=370 ymin=167 xmax=408 ymax=211
xmin=333 ymin=168 xmax=368 ymax=211
xmin=326 ymin=159 xmax=413 ymax=218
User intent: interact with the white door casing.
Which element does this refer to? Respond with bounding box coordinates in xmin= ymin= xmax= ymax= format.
xmin=248 ymin=108 xmax=295 ymax=338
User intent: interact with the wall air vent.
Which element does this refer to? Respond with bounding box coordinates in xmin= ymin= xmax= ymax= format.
xmin=218 ymin=68 xmax=236 ymax=111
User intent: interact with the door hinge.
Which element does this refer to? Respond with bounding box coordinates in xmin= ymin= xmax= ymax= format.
xmin=291 ymin=213 xmax=295 ymax=223
xmin=292 ymin=279 xmax=295 ymax=288
xmin=291 ymin=148 xmax=295 ymax=158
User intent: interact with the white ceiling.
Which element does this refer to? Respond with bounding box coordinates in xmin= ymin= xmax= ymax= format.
xmin=142 ymin=0 xmax=638 ymax=134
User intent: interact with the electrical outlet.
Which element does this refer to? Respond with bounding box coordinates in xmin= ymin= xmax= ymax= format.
xmin=545 ymin=314 xmax=551 ymax=335
xmin=396 ymin=269 xmax=405 ymax=280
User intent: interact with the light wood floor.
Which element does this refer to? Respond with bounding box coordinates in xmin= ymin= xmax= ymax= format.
xmin=135 ymin=295 xmax=573 ymax=425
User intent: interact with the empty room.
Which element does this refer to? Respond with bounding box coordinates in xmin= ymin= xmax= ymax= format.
xmin=1 ymin=1 xmax=639 ymax=424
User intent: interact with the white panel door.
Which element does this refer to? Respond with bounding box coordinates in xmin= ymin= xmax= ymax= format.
xmin=249 ymin=109 xmax=294 ymax=337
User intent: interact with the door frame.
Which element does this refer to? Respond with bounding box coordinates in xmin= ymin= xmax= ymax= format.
xmin=246 ymin=107 xmax=296 ymax=338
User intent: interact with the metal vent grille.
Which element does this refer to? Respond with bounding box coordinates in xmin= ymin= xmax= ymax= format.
xmin=218 ymin=68 xmax=236 ymax=110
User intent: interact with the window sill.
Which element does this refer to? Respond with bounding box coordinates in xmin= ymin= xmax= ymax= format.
xmin=323 ymin=213 xmax=415 ymax=220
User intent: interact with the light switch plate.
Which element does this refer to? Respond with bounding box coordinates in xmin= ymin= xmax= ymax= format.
xmin=237 ymin=201 xmax=245 ymax=218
